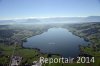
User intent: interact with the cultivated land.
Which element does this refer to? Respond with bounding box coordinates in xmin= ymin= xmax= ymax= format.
xmin=66 ymin=22 xmax=100 ymax=66
xmin=0 ymin=22 xmax=100 ymax=66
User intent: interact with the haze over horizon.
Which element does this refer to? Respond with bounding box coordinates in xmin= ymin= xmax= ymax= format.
xmin=0 ymin=0 xmax=100 ymax=20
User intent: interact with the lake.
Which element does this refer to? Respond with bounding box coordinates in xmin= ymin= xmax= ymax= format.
xmin=23 ymin=28 xmax=88 ymax=57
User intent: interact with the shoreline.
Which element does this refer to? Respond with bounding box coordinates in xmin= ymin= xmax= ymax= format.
xmin=21 ymin=27 xmax=91 ymax=58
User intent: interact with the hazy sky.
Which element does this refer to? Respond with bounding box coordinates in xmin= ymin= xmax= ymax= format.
xmin=0 ymin=0 xmax=100 ymax=19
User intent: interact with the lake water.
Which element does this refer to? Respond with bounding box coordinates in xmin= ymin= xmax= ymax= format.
xmin=23 ymin=28 xmax=87 ymax=57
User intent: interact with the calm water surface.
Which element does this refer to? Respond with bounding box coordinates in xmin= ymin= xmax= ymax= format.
xmin=23 ymin=28 xmax=87 ymax=57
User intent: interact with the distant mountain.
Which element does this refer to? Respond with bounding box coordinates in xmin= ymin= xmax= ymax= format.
xmin=24 ymin=19 xmax=40 ymax=23
xmin=0 ymin=19 xmax=40 ymax=24
xmin=83 ymin=16 xmax=100 ymax=22
xmin=13 ymin=19 xmax=40 ymax=23
xmin=40 ymin=16 xmax=100 ymax=23
xmin=0 ymin=20 xmax=16 ymax=24
xmin=0 ymin=16 xmax=100 ymax=24
xmin=40 ymin=17 xmax=85 ymax=23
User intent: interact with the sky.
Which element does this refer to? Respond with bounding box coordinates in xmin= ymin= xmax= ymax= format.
xmin=0 ymin=0 xmax=100 ymax=19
